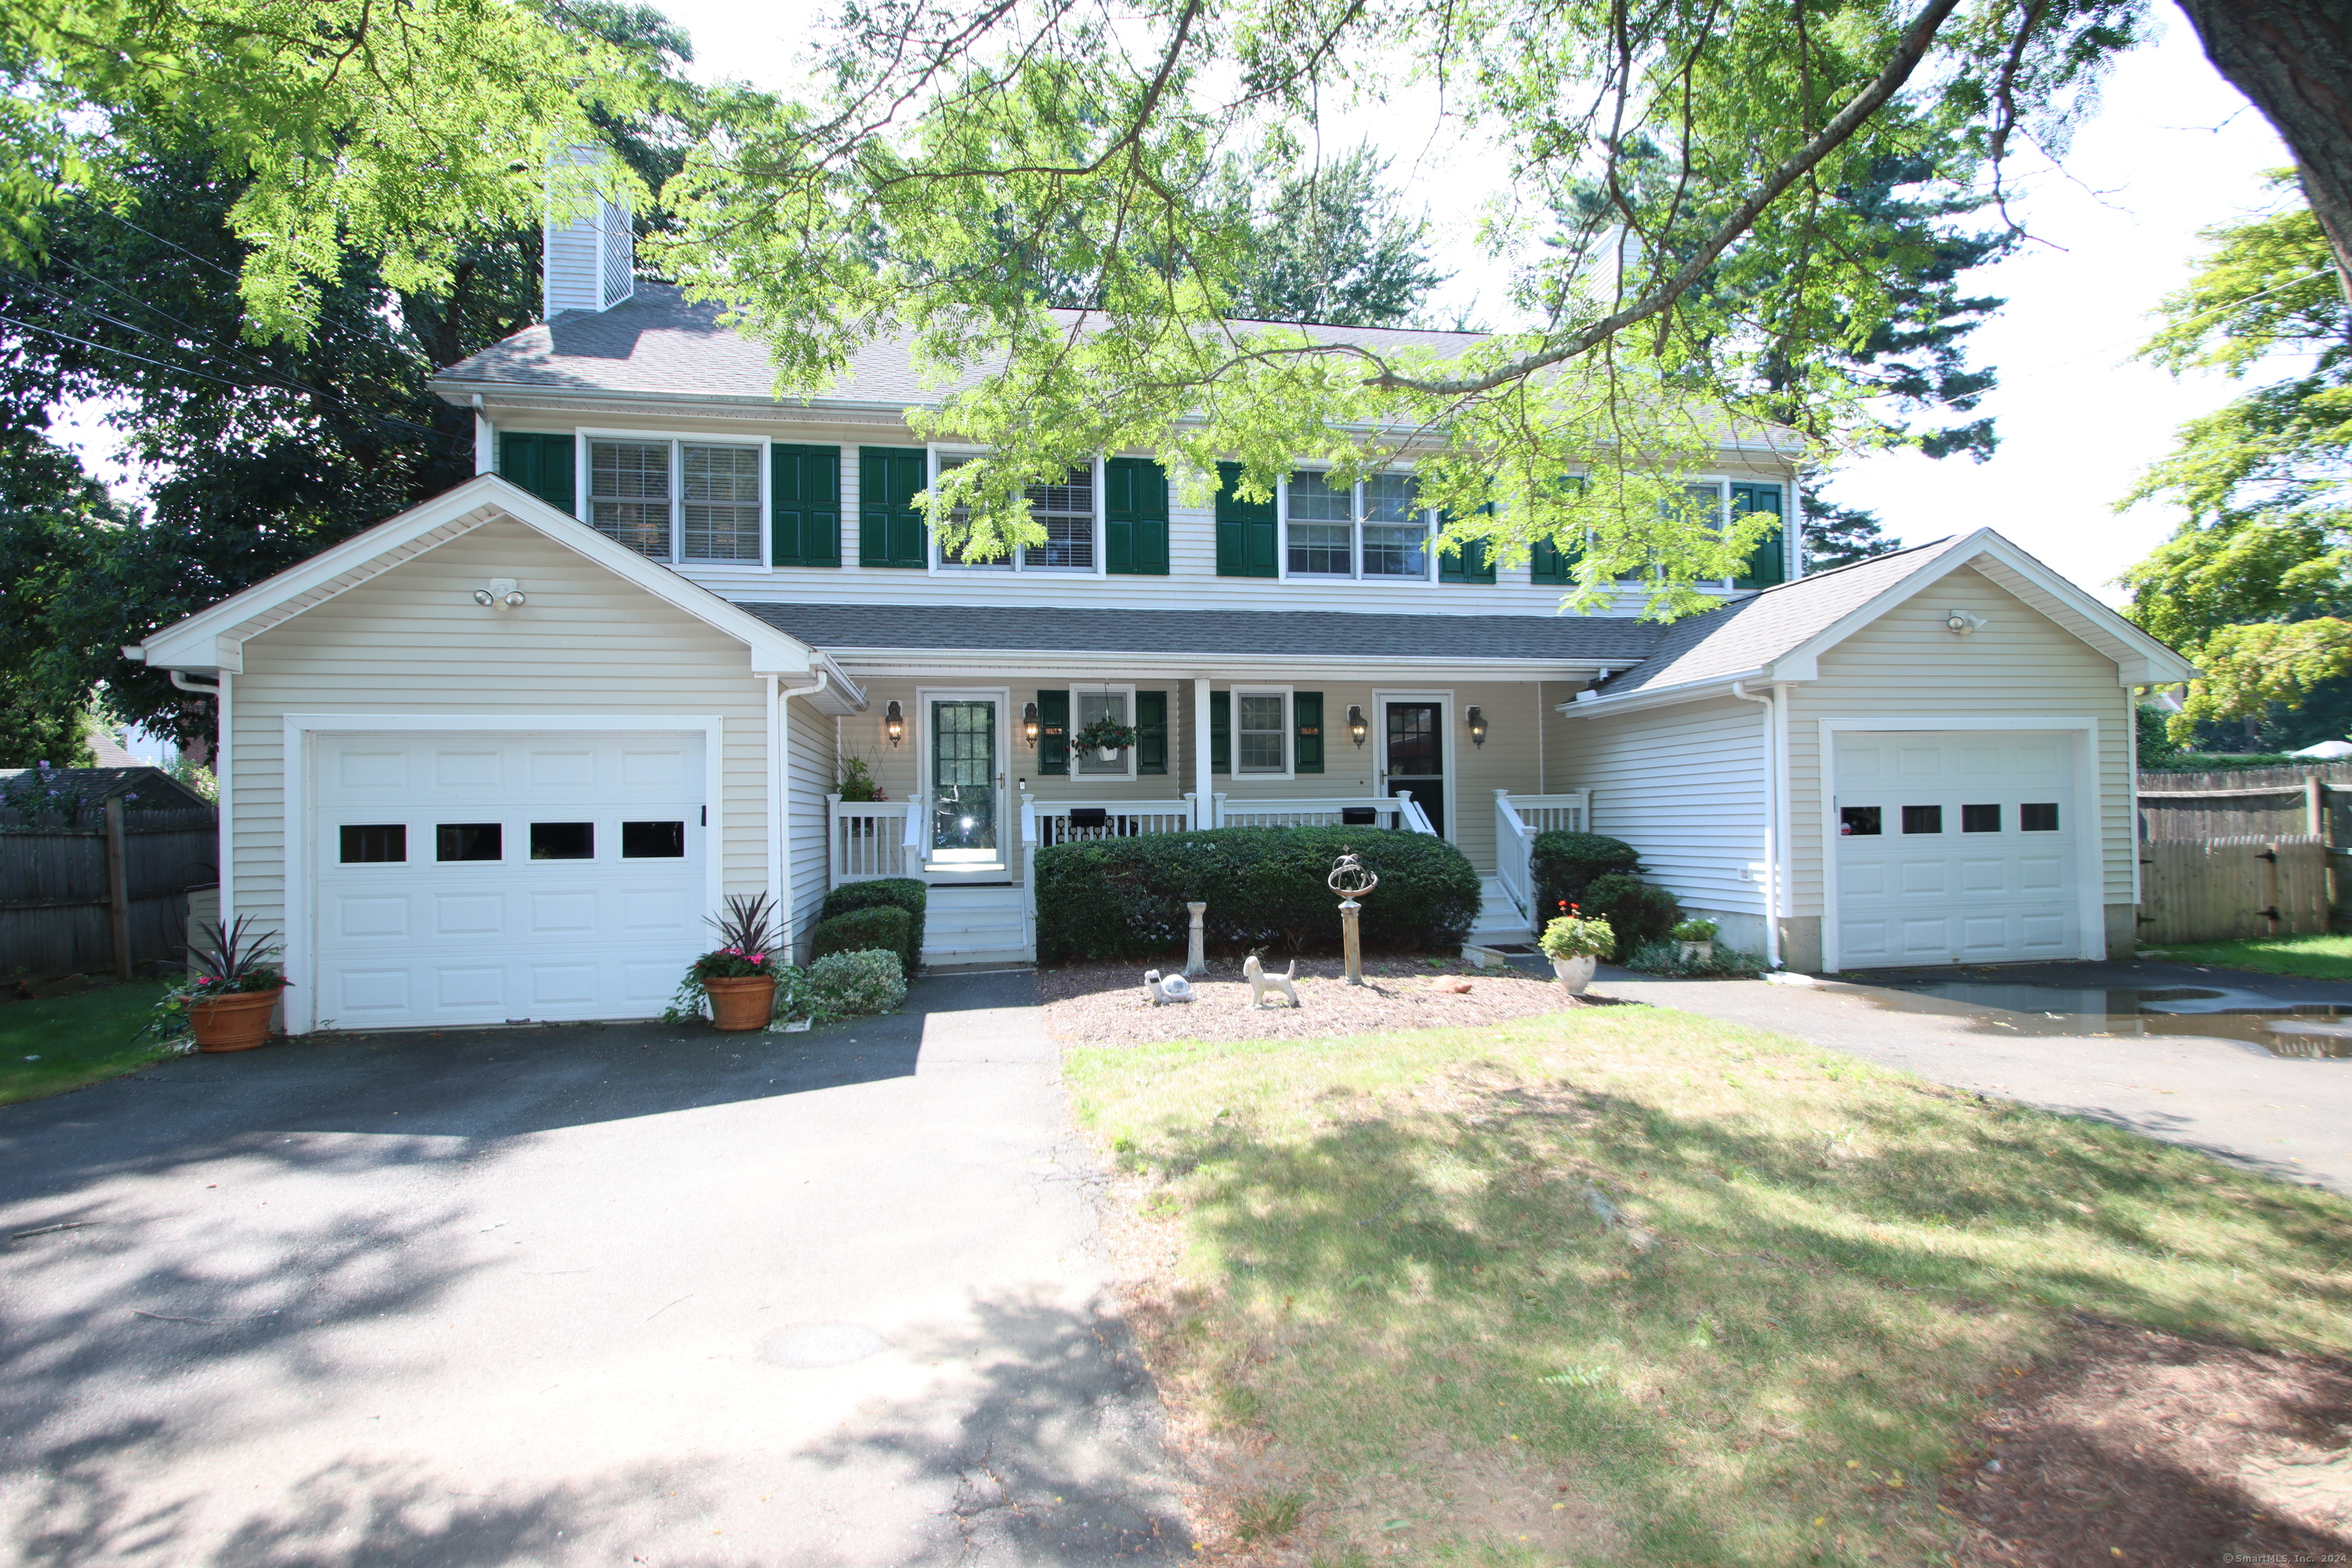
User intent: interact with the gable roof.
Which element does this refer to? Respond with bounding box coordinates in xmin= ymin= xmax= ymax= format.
xmin=128 ymin=475 xmax=848 ymax=695
xmin=0 ymin=766 xmax=214 ymax=814
xmin=1573 ymin=528 xmax=2194 ymax=711
xmin=741 ymin=602 xmax=1666 ymax=668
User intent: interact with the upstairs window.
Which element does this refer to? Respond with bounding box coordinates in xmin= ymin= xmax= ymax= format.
xmin=1361 ymin=474 xmax=1428 ymax=577
xmin=1285 ymin=470 xmax=1437 ymax=580
xmin=1024 ymin=466 xmax=1096 ymax=570
xmin=1285 ymin=472 xmax=1354 ymax=576
xmin=588 ymin=438 xmax=763 ymax=564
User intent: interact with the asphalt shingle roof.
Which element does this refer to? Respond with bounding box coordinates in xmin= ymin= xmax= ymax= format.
xmin=738 ymin=603 xmax=1669 ymax=663
xmin=1592 ymin=535 xmax=1969 ymax=694
xmin=433 ymin=286 xmax=1495 ymax=405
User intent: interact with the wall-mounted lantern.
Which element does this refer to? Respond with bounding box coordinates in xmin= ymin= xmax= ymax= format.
xmin=1022 ymin=702 xmax=1041 ymax=748
xmin=1465 ymin=705 xmax=1488 ymax=747
xmin=470 ymin=577 xmax=525 ymax=610
xmin=884 ymin=700 xmax=905 ymax=747
xmin=1347 ymin=704 xmax=1368 ymax=747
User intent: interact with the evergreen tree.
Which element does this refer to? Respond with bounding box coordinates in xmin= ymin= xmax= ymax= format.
xmin=1227 ymin=146 xmax=1449 ymax=328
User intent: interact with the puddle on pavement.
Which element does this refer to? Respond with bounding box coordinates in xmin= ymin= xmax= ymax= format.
xmin=1851 ymin=980 xmax=2352 ymax=1059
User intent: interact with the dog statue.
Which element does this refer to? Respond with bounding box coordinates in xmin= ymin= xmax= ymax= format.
xmin=1142 ymin=969 xmax=1194 ymax=1006
xmin=1243 ymin=953 xmax=1299 ymax=1009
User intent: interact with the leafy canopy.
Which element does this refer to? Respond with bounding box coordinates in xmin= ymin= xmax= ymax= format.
xmin=660 ymin=0 xmax=2138 ymax=612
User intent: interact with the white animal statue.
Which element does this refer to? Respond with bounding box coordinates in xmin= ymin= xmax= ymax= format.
xmin=1142 ymin=969 xmax=1194 ymax=1005
xmin=1243 ymin=953 xmax=1299 ymax=1009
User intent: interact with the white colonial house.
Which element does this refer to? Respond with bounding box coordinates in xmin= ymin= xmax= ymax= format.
xmin=126 ymin=220 xmax=2196 ymax=1033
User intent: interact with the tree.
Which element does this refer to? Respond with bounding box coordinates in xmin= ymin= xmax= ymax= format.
xmin=2118 ymin=174 xmax=2352 ymax=742
xmin=660 ymin=0 xmax=2139 ymax=611
xmin=0 ymin=433 xmax=116 ymax=767
xmin=1226 ymin=145 xmax=1448 ymax=328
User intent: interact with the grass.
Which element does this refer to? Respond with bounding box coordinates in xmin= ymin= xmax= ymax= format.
xmin=0 ymin=980 xmax=179 ymax=1106
xmin=1064 ymin=1009 xmax=2352 ymax=1566
xmin=2137 ymin=931 xmax=2352 ymax=982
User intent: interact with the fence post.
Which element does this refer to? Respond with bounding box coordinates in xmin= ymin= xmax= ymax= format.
xmin=103 ymin=796 xmax=132 ymax=980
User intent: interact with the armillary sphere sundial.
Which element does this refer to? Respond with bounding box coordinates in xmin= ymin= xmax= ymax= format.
xmin=1328 ymin=851 xmax=1379 ymax=986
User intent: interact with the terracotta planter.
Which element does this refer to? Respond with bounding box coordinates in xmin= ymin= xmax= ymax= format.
xmin=1550 ymin=954 xmax=1598 ymax=994
xmin=702 ymin=975 xmax=777 ymax=1031
xmin=189 ymin=988 xmax=282 ymax=1053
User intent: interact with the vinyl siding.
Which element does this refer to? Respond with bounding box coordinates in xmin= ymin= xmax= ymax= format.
xmin=1784 ymin=566 xmax=2135 ymax=916
xmin=786 ymin=694 xmax=835 ymax=958
xmin=488 ymin=409 xmax=1796 ymax=619
xmin=1549 ymin=694 xmax=1768 ymax=917
xmin=229 ymin=519 xmax=773 ymax=938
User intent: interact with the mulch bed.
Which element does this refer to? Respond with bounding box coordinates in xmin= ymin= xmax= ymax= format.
xmin=1953 ymin=1318 xmax=2352 ymax=1566
xmin=1037 ymin=954 xmax=1622 ymax=1046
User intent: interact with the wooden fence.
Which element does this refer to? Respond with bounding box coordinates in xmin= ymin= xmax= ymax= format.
xmin=2138 ymin=764 xmax=2352 ymax=843
xmin=2138 ymin=835 xmax=2331 ymax=946
xmin=0 ymin=803 xmax=217 ymax=981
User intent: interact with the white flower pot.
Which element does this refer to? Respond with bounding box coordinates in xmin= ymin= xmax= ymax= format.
xmin=1677 ymin=940 xmax=1714 ymax=964
xmin=1096 ymin=746 xmax=1120 ymax=763
xmin=1550 ymin=954 xmax=1597 ymax=993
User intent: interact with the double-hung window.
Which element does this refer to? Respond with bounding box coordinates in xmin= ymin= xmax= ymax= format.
xmin=1285 ymin=470 xmax=1435 ymax=580
xmin=1236 ymin=691 xmax=1289 ymax=773
xmin=1024 ymin=466 xmax=1096 ymax=570
xmin=587 ymin=438 xmax=763 ymax=564
xmin=1073 ymin=688 xmax=1132 ymax=777
xmin=932 ymin=455 xmax=1008 ymax=570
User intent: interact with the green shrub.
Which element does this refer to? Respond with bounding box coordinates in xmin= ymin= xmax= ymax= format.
xmin=820 ymin=878 xmax=926 ymax=965
xmin=1033 ymin=826 xmax=1480 ymax=963
xmin=1581 ymin=871 xmax=1679 ymax=949
xmin=1529 ymin=831 xmax=1642 ymax=920
xmin=805 ymin=949 xmax=906 ymax=1015
xmin=811 ymin=905 xmax=916 ymax=976
xmin=1622 ymin=940 xmax=1768 ymax=978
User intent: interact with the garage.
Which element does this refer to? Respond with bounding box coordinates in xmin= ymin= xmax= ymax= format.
xmin=309 ymin=731 xmax=708 ymax=1028
xmin=1831 ymin=729 xmax=2087 ymax=969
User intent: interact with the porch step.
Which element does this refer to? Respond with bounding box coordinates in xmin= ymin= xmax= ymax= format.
xmin=923 ymin=884 xmax=1033 ymax=964
xmin=1469 ymin=876 xmax=1534 ymax=944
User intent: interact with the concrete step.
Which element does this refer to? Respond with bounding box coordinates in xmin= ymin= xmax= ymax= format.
xmin=923 ymin=886 xmax=1031 ymax=962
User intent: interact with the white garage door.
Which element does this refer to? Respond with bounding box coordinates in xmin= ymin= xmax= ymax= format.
xmin=312 ymin=732 xmax=706 ymax=1028
xmin=1833 ymin=730 xmax=2083 ymax=969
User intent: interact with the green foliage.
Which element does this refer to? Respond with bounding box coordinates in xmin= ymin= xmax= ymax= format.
xmin=1530 ymin=831 xmax=1643 ymax=919
xmin=819 ymin=879 xmax=927 ymax=968
xmin=802 ymin=950 xmax=907 ymax=1017
xmin=1802 ymin=485 xmax=1904 ymax=573
xmin=1670 ymin=917 xmax=1721 ymax=941
xmin=811 ymin=905 xmax=917 ymax=978
xmin=1540 ymin=913 xmax=1616 ymax=962
xmin=659 ymin=0 xmax=2139 ymax=608
xmin=2136 ymin=701 xmax=2184 ymax=766
xmin=835 ymin=756 xmax=886 ymax=802
xmin=1223 ymin=145 xmax=1446 ymax=328
xmin=1580 ymin=873 xmax=1681 ymax=950
xmin=1033 ymin=827 xmax=1479 ymax=962
xmin=1622 ymin=940 xmax=1767 ymax=977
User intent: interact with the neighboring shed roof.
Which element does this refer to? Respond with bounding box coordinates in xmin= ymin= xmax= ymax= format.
xmin=739 ymin=603 xmax=1668 ymax=665
xmin=0 ymin=766 xmax=213 ymax=813
xmin=433 ymin=286 xmax=1500 ymax=407
xmin=1591 ymin=536 xmax=1975 ymax=696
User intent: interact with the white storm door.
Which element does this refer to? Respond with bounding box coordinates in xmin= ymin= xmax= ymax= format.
xmin=312 ymin=731 xmax=705 ymax=1027
xmin=1832 ymin=730 xmax=2080 ymax=969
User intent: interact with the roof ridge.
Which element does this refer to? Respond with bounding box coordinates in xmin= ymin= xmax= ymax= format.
xmin=1756 ymin=532 xmax=1958 ymax=593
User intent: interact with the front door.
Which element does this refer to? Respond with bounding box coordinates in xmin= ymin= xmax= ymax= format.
xmin=1384 ymin=701 xmax=1446 ymax=836
xmin=929 ymin=697 xmax=1000 ymax=864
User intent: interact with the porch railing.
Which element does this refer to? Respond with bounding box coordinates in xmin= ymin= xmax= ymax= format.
xmin=1214 ymin=795 xmax=1419 ymax=831
xmin=1027 ymin=795 xmax=1199 ymax=847
xmin=827 ymin=796 xmax=918 ymax=884
xmin=1491 ymin=790 xmax=1592 ymax=930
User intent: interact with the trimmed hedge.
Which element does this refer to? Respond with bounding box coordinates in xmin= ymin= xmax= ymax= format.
xmin=810 ymin=905 xmax=916 ymax=977
xmin=1034 ymin=826 xmax=1480 ymax=962
xmin=1529 ymin=830 xmax=1642 ymax=920
xmin=820 ymin=878 xmax=926 ymax=964
xmin=1581 ymin=871 xmax=1680 ymax=949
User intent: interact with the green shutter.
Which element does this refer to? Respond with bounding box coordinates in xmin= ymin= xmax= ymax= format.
xmin=859 ymin=447 xmax=929 ymax=568
xmin=498 ymin=432 xmax=575 ymax=514
xmin=1438 ymin=506 xmax=1497 ymax=584
xmin=1731 ymin=483 xmax=1786 ymax=588
xmin=1037 ymin=689 xmax=1070 ymax=775
xmin=1214 ymin=462 xmax=1278 ymax=578
xmin=1106 ymin=458 xmax=1170 ymax=576
xmin=1210 ymin=691 xmax=1230 ymax=773
xmin=1530 ymin=534 xmax=1581 ymax=586
xmin=770 ymin=444 xmax=840 ymax=567
xmin=1135 ymin=690 xmax=1168 ymax=773
xmin=1293 ymin=691 xmax=1324 ymax=775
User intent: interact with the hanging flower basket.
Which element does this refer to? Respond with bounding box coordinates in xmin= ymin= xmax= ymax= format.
xmin=1071 ymin=714 xmax=1139 ymax=762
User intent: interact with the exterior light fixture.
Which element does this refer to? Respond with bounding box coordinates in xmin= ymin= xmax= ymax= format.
xmin=471 ymin=577 xmax=525 ymax=610
xmin=1465 ymin=705 xmax=1488 ymax=747
xmin=1023 ymin=702 xmax=1041 ymax=747
xmin=884 ymin=701 xmax=905 ymax=746
xmin=1945 ymin=609 xmax=1988 ymax=636
xmin=1347 ymin=705 xmax=1368 ymax=746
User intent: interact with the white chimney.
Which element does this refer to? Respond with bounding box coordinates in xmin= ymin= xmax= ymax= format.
xmin=543 ymin=148 xmax=635 ymax=317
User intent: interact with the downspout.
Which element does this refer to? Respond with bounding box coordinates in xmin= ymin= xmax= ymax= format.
xmin=1732 ymin=681 xmax=1782 ymax=969
xmin=772 ymin=669 xmax=830 ymax=962
xmin=472 ymin=394 xmax=493 ymax=476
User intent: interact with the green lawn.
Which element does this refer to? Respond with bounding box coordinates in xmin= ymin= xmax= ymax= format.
xmin=1066 ymin=1010 xmax=2352 ymax=1566
xmin=2138 ymin=931 xmax=2352 ymax=981
xmin=0 ymin=980 xmax=179 ymax=1106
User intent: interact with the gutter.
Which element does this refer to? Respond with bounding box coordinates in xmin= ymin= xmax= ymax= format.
xmin=1562 ymin=666 xmax=1772 ymax=718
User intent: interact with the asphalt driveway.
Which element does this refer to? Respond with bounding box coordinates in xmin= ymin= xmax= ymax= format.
xmin=1597 ymin=958 xmax=2352 ymax=1197
xmin=0 ymin=972 xmax=1190 ymax=1567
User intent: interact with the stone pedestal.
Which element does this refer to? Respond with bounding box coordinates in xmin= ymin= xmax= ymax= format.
xmin=1184 ymin=903 xmax=1207 ymax=978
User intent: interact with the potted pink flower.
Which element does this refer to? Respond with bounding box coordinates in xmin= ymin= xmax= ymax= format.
xmin=691 ymin=893 xmax=781 ymax=1031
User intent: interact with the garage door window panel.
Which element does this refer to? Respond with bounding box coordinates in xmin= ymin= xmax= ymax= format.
xmin=340 ymin=825 xmax=407 ymax=863
xmin=1902 ymin=805 xmax=1942 ymax=835
xmin=1840 ymin=806 xmax=1881 ymax=836
xmin=622 ymin=820 xmax=686 ymax=858
xmin=2021 ymin=802 xmax=2060 ymax=831
xmin=1962 ymin=804 xmax=2001 ymax=833
xmin=531 ymin=822 xmax=595 ymax=860
xmin=438 ymin=823 xmax=503 ymax=861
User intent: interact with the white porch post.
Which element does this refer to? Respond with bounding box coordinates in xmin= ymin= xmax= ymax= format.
xmin=1192 ymin=677 xmax=1214 ymax=828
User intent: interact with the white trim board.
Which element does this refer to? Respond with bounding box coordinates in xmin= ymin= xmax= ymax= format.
xmin=280 ymin=712 xmax=727 ymax=1034
xmin=1815 ymin=715 xmax=2106 ymax=972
